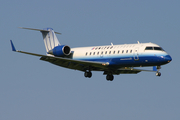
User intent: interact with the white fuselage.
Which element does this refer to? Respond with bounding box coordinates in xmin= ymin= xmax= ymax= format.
xmin=71 ymin=42 xmax=171 ymax=67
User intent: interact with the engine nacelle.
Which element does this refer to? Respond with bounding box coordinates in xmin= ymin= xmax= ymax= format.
xmin=48 ymin=45 xmax=71 ymax=57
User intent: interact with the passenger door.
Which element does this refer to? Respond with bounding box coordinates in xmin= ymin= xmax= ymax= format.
xmin=134 ymin=48 xmax=139 ymax=61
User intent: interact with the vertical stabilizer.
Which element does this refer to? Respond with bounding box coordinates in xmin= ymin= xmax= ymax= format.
xmin=41 ymin=28 xmax=61 ymax=53
xmin=19 ymin=27 xmax=62 ymax=54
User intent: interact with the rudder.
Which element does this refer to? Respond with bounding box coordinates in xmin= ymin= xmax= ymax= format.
xmin=41 ymin=28 xmax=61 ymax=53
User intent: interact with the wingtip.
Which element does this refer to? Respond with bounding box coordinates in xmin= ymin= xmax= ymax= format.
xmin=10 ymin=40 xmax=16 ymax=51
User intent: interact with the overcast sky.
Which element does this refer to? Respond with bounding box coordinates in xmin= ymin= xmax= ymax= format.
xmin=0 ymin=0 xmax=180 ymax=120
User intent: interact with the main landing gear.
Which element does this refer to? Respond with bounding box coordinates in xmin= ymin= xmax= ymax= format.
xmin=106 ymin=74 xmax=114 ymax=81
xmin=84 ymin=71 xmax=92 ymax=78
xmin=156 ymin=66 xmax=161 ymax=77
xmin=84 ymin=71 xmax=114 ymax=81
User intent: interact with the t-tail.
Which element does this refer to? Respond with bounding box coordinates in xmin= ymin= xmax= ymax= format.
xmin=19 ymin=27 xmax=71 ymax=57
xmin=41 ymin=28 xmax=60 ymax=53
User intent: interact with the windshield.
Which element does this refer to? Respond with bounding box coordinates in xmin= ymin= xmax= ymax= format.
xmin=145 ymin=47 xmax=153 ymax=50
xmin=145 ymin=47 xmax=164 ymax=51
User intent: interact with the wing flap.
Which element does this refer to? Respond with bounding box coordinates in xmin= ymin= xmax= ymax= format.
xmin=40 ymin=56 xmax=109 ymax=71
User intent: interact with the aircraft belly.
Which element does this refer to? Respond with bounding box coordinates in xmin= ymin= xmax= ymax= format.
xmin=110 ymin=55 xmax=169 ymax=67
xmin=40 ymin=53 xmax=170 ymax=73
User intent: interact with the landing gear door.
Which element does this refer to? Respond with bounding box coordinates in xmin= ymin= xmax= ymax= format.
xmin=134 ymin=48 xmax=139 ymax=61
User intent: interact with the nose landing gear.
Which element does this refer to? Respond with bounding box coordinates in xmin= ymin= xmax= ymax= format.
xmin=156 ymin=72 xmax=161 ymax=76
xmin=156 ymin=66 xmax=161 ymax=77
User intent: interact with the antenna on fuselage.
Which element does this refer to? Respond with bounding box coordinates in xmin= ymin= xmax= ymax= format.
xmin=111 ymin=42 xmax=113 ymax=46
xmin=137 ymin=41 xmax=140 ymax=44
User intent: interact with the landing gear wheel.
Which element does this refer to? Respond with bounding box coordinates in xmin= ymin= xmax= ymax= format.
xmin=88 ymin=72 xmax=92 ymax=78
xmin=84 ymin=71 xmax=92 ymax=78
xmin=156 ymin=72 xmax=161 ymax=77
xmin=106 ymin=74 xmax=114 ymax=81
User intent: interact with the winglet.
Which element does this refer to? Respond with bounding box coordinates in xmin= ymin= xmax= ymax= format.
xmin=10 ymin=40 xmax=16 ymax=51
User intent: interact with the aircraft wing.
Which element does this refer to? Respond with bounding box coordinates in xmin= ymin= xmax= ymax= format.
xmin=111 ymin=67 xmax=156 ymax=75
xmin=40 ymin=57 xmax=147 ymax=74
xmin=118 ymin=67 xmax=156 ymax=72
xmin=10 ymin=40 xmax=150 ymax=74
xmin=10 ymin=40 xmax=109 ymax=72
xmin=39 ymin=56 xmax=110 ymax=72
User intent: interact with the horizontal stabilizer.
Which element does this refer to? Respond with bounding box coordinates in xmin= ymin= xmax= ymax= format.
xmin=19 ymin=27 xmax=62 ymax=34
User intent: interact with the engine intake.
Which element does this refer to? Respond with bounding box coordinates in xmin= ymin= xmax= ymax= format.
xmin=48 ymin=45 xmax=71 ymax=57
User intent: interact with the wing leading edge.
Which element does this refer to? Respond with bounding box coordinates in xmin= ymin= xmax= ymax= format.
xmin=10 ymin=40 xmax=110 ymax=71
xmin=10 ymin=40 xmax=143 ymax=75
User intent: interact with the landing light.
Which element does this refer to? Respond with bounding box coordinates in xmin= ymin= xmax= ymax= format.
xmin=102 ymin=62 xmax=109 ymax=66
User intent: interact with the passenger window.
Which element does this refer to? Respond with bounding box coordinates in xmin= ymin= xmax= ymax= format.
xmin=109 ymin=51 xmax=111 ymax=54
xmin=105 ymin=51 xmax=107 ymax=54
xmin=101 ymin=51 xmax=103 ymax=54
xmin=118 ymin=50 xmax=120 ymax=54
xmin=126 ymin=50 xmax=128 ymax=53
xmin=130 ymin=50 xmax=132 ymax=53
xmin=97 ymin=52 xmax=99 ymax=55
xmin=93 ymin=52 xmax=95 ymax=55
xmin=113 ymin=51 xmax=115 ymax=54
xmin=122 ymin=50 xmax=124 ymax=53
xmin=89 ymin=52 xmax=92 ymax=55
xmin=85 ymin=52 xmax=88 ymax=55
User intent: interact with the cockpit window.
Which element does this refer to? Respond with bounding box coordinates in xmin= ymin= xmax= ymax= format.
xmin=154 ymin=47 xmax=164 ymax=51
xmin=145 ymin=47 xmax=153 ymax=50
xmin=145 ymin=46 xmax=164 ymax=51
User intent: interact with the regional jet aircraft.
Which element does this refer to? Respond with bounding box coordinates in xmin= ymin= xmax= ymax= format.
xmin=10 ymin=27 xmax=172 ymax=81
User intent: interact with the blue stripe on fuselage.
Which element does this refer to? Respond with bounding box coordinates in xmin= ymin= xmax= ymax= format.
xmin=73 ymin=53 xmax=170 ymax=67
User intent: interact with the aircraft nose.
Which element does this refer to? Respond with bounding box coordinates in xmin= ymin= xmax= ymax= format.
xmin=164 ymin=55 xmax=172 ymax=63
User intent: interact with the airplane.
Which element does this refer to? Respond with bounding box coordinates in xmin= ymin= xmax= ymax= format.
xmin=10 ymin=27 xmax=172 ymax=81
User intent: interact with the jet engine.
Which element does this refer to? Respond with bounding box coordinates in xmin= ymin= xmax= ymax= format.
xmin=48 ymin=45 xmax=71 ymax=57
